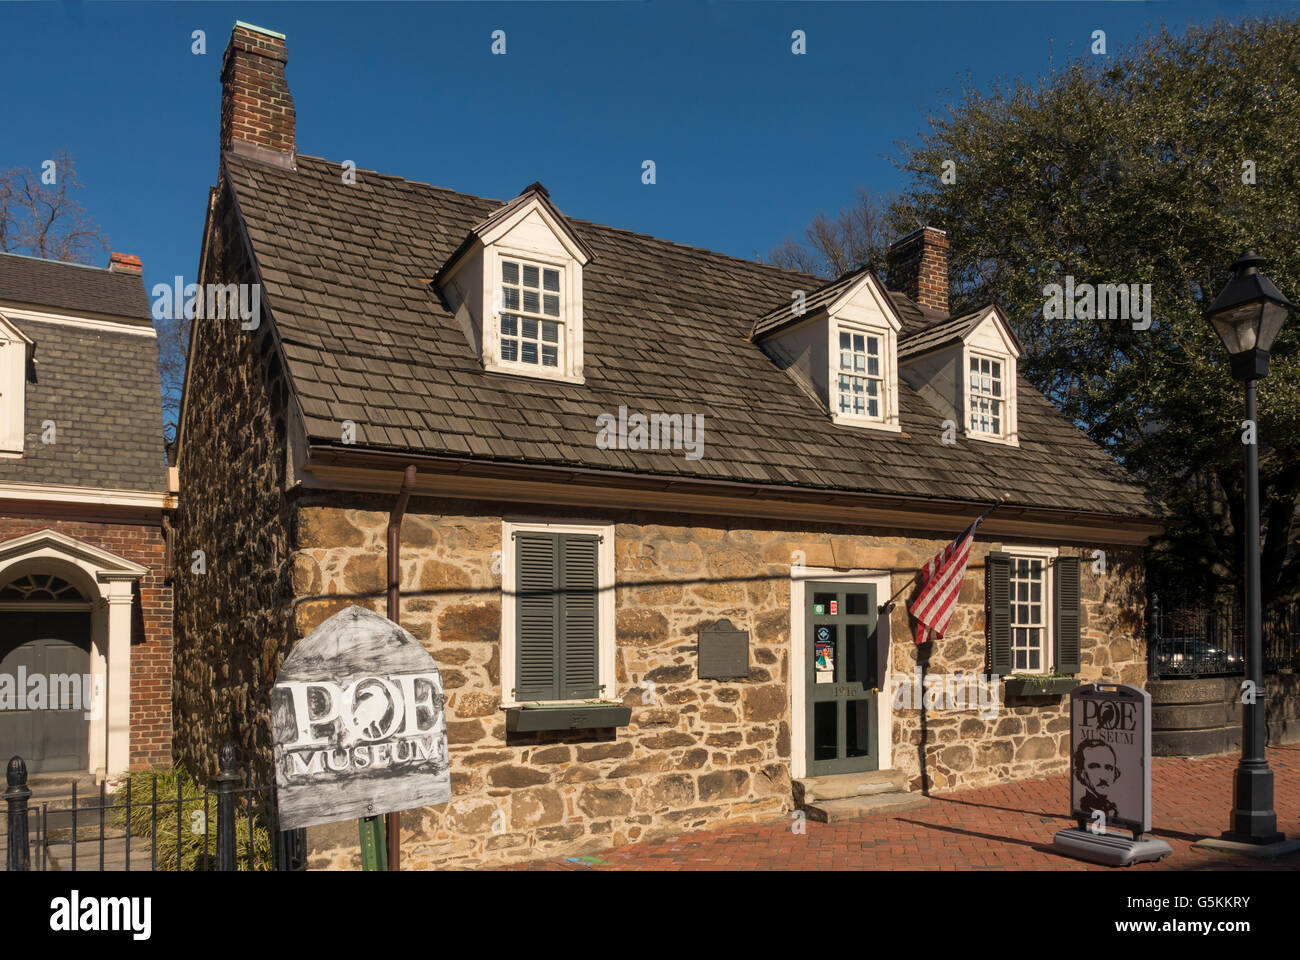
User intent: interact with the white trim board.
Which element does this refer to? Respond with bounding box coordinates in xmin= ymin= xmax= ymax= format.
xmin=789 ymin=566 xmax=893 ymax=781
xmin=0 ymin=303 xmax=157 ymax=337
xmin=0 ymin=482 xmax=172 ymax=509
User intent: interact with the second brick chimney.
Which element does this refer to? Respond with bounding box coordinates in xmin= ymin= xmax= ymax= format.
xmin=886 ymin=226 xmax=949 ymax=314
xmin=220 ymin=22 xmax=296 ymax=168
xmin=107 ymin=252 xmax=143 ymax=275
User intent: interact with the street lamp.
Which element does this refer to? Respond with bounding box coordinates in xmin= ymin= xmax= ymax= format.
xmin=1203 ymin=249 xmax=1294 ymax=845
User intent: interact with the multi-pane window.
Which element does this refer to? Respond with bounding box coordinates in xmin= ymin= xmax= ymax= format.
xmin=500 ymin=259 xmax=561 ymax=368
xmin=968 ymin=355 xmax=1003 ymax=435
xmin=1010 ymin=555 xmax=1046 ymax=671
xmin=837 ymin=330 xmax=882 ymax=419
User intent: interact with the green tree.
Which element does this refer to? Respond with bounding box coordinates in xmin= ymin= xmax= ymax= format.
xmin=785 ymin=18 xmax=1300 ymax=609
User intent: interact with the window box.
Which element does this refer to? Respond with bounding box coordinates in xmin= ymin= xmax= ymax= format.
xmin=505 ymin=701 xmax=631 ymax=732
xmin=1003 ymin=674 xmax=1078 ymax=696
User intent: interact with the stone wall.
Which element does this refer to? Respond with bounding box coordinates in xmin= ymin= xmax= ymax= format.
xmin=279 ymin=497 xmax=1146 ymax=868
xmin=0 ymin=514 xmax=172 ymax=768
xmin=172 ymin=184 xmax=296 ymax=783
xmin=1151 ymin=674 xmax=1300 ymax=756
xmin=886 ymin=542 xmax=1147 ymax=793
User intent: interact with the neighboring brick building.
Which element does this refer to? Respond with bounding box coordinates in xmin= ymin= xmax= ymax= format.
xmin=0 ymin=250 xmax=174 ymax=776
xmin=174 ymin=23 xmax=1163 ymax=868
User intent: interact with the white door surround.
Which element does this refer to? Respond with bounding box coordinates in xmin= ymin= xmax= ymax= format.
xmin=0 ymin=529 xmax=147 ymax=779
xmin=790 ymin=567 xmax=894 ymax=780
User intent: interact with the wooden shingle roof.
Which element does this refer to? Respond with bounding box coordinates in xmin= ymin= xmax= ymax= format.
xmin=224 ymin=152 xmax=1158 ymax=520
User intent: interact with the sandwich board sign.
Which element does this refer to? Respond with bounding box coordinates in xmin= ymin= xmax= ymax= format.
xmin=271 ymin=605 xmax=451 ymax=831
xmin=1052 ymin=683 xmax=1170 ymax=866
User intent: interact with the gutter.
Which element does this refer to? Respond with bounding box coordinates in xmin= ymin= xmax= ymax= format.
xmin=384 ymin=463 xmax=417 ymax=871
xmin=304 ymin=442 xmax=1166 ymax=533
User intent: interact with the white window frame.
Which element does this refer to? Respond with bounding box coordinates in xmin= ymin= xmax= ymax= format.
xmin=0 ymin=314 xmax=31 ymax=457
xmin=963 ymin=346 xmax=1018 ymax=446
xmin=485 ymin=245 xmax=584 ymax=385
xmin=1004 ymin=544 xmax=1058 ymax=675
xmin=830 ymin=321 xmax=900 ymax=432
xmin=500 ymin=519 xmax=616 ymax=707
xmin=495 ymin=255 xmax=565 ymax=371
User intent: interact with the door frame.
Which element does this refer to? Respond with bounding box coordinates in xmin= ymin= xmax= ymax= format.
xmin=790 ymin=567 xmax=893 ymax=780
xmin=0 ymin=529 xmax=146 ymax=779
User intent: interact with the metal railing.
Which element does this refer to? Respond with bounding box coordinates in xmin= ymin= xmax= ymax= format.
xmin=1148 ymin=595 xmax=1300 ymax=679
xmin=3 ymin=744 xmax=306 ymax=872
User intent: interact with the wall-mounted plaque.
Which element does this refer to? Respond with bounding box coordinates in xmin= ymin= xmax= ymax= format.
xmin=698 ymin=619 xmax=749 ymax=680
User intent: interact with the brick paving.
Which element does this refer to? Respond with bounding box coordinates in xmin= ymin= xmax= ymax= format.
xmin=510 ymin=746 xmax=1300 ymax=870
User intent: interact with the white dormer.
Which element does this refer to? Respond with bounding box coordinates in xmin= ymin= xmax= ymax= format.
xmin=0 ymin=311 xmax=33 ymax=456
xmin=899 ymin=305 xmax=1023 ymax=447
xmin=437 ymin=183 xmax=593 ymax=384
xmin=754 ymin=268 xmax=903 ymax=433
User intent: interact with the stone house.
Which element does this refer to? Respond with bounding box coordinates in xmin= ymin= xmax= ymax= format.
xmin=0 ymin=251 xmax=174 ymax=778
xmin=173 ymin=22 xmax=1163 ymax=868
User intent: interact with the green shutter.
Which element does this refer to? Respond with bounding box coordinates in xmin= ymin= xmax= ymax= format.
xmin=1055 ymin=555 xmax=1082 ymax=675
xmin=516 ymin=533 xmax=559 ymax=701
xmin=515 ymin=532 xmax=602 ymax=702
xmin=559 ymin=535 xmax=600 ymax=699
xmin=986 ymin=552 xmax=1012 ymax=675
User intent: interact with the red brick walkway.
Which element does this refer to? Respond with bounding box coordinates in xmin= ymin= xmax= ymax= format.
xmin=511 ymin=746 xmax=1300 ymax=870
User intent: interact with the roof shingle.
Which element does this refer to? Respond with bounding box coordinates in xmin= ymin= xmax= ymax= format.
xmin=224 ymin=152 xmax=1158 ymax=521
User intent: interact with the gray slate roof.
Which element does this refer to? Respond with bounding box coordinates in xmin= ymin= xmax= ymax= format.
xmin=0 ymin=252 xmax=152 ymax=324
xmin=223 ymin=152 xmax=1159 ymax=521
xmin=0 ymin=255 xmax=166 ymax=492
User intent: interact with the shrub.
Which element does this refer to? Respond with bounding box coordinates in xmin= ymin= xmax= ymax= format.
xmin=110 ymin=765 xmax=273 ymax=871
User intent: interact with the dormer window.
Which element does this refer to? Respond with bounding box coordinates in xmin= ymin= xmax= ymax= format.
xmin=0 ymin=312 xmax=33 ymax=457
xmin=435 ymin=182 xmax=593 ymax=386
xmin=751 ymin=268 xmax=902 ymax=433
xmin=499 ymin=259 xmax=563 ymax=368
xmin=837 ymin=329 xmax=883 ymax=419
xmin=967 ymin=353 xmax=1004 ymax=436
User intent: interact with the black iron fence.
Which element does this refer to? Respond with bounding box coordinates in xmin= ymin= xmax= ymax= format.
xmin=3 ymin=744 xmax=305 ymax=872
xmin=1148 ymin=595 xmax=1300 ymax=678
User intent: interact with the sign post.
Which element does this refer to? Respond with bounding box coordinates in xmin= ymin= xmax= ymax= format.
xmin=1052 ymin=683 xmax=1171 ymax=866
xmin=271 ymin=605 xmax=451 ymax=864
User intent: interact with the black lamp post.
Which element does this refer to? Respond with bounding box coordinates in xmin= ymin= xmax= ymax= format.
xmin=1203 ymin=249 xmax=1294 ymax=845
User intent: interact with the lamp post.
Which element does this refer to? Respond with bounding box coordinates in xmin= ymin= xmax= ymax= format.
xmin=1203 ymin=249 xmax=1294 ymax=845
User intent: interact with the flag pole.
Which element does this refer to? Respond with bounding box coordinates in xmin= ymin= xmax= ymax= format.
xmin=883 ymin=496 xmax=1006 ymax=609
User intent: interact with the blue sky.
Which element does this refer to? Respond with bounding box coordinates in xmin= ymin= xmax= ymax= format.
xmin=0 ymin=0 xmax=1290 ymax=302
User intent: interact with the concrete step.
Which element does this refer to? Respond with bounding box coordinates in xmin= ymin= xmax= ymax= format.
xmin=25 ymin=772 xmax=100 ymax=806
xmin=802 ymin=791 xmax=931 ymax=823
xmin=793 ymin=769 xmax=908 ymax=804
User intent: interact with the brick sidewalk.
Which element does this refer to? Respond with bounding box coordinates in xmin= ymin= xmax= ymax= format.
xmin=509 ymin=746 xmax=1300 ymax=870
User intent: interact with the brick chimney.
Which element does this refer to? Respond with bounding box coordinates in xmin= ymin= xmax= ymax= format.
xmin=886 ymin=226 xmax=949 ymax=314
xmin=107 ymin=252 xmax=142 ymax=275
xmin=220 ymin=22 xmax=296 ymax=168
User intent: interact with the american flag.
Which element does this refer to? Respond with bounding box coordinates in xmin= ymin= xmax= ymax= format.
xmin=908 ymin=503 xmax=998 ymax=644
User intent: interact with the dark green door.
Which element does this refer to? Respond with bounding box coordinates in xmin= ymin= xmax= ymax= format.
xmin=0 ymin=612 xmax=92 ymax=773
xmin=806 ymin=582 xmax=879 ymax=776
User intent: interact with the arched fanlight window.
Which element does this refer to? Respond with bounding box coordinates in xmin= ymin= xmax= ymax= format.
xmin=0 ymin=573 xmax=87 ymax=601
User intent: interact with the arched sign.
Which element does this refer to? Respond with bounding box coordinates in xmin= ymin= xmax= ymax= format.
xmin=271 ymin=605 xmax=450 ymax=830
